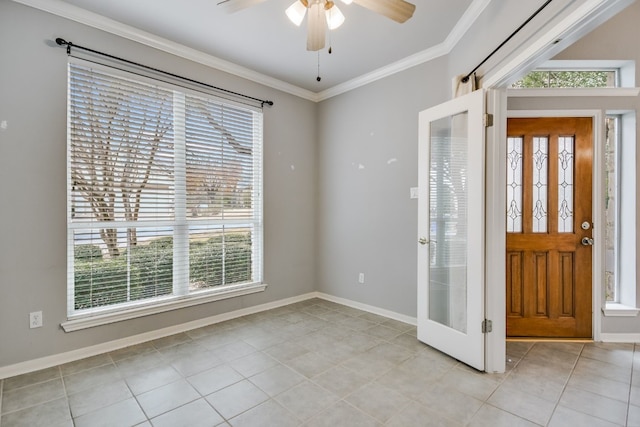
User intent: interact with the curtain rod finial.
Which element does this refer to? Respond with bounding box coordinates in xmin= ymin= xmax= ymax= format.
xmin=56 ymin=38 xmax=71 ymax=54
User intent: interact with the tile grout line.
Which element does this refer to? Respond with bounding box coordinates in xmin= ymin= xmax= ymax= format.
xmin=482 ymin=341 xmax=565 ymax=426
xmin=482 ymin=340 xmax=536 ymax=404
xmin=0 ymin=369 xmax=70 ymax=419
xmin=121 ymin=366 xmax=151 ymax=425
xmin=543 ymin=341 xmax=585 ymax=426
xmin=11 ymin=300 xmax=634 ymax=426
xmin=626 ymin=343 xmax=637 ymax=427
xmin=56 ymin=365 xmax=73 ymax=424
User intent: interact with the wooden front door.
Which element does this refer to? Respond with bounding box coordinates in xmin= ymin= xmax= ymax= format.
xmin=506 ymin=117 xmax=593 ymax=338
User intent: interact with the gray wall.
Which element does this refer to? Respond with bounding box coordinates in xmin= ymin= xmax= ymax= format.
xmin=0 ymin=1 xmax=317 ymax=367
xmin=316 ymin=62 xmax=449 ymax=317
xmin=508 ymin=0 xmax=640 ymax=334
xmin=313 ymin=0 xmax=552 ymax=318
xmin=1 ymin=0 xmax=636 ymax=370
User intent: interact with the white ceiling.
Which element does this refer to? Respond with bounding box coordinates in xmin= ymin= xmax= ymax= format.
xmin=45 ymin=0 xmax=490 ymax=94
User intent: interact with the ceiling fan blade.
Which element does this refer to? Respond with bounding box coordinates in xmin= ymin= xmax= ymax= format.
xmin=217 ymin=0 xmax=268 ymax=13
xmin=353 ymin=0 xmax=416 ymax=23
xmin=306 ymin=2 xmax=326 ymax=51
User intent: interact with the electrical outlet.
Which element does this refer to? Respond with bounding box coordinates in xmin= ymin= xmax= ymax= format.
xmin=29 ymin=311 xmax=43 ymax=329
xmin=358 ymin=273 xmax=365 ymax=284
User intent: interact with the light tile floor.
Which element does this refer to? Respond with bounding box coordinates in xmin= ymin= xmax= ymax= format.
xmin=1 ymin=298 xmax=639 ymax=426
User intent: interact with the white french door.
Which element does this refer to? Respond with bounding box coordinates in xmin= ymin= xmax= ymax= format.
xmin=417 ymin=89 xmax=486 ymax=371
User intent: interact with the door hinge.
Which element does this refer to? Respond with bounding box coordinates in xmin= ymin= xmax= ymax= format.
xmin=482 ymin=319 xmax=493 ymax=333
xmin=483 ymin=113 xmax=494 ymax=127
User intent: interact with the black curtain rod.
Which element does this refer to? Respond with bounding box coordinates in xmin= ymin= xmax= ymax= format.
xmin=461 ymin=0 xmax=553 ymax=83
xmin=55 ymin=38 xmax=274 ymax=108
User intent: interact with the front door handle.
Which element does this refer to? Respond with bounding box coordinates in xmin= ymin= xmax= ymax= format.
xmin=581 ymin=237 xmax=594 ymax=246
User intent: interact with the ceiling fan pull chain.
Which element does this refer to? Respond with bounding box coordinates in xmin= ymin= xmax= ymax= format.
xmin=316 ymin=51 xmax=322 ymax=82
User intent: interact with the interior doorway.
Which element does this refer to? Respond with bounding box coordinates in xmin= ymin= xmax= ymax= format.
xmin=505 ymin=117 xmax=593 ymax=338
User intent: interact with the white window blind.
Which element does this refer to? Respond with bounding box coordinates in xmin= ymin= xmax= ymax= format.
xmin=67 ymin=60 xmax=263 ymax=318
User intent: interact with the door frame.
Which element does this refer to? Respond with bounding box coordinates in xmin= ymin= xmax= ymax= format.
xmin=505 ymin=111 xmax=602 ymax=340
xmin=484 ymin=106 xmax=603 ymax=373
xmin=445 ymin=0 xmax=630 ymax=373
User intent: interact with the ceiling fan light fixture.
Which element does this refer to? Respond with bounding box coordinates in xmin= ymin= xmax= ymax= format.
xmin=340 ymin=0 xmax=353 ymax=4
xmin=325 ymin=4 xmax=345 ymax=30
xmin=286 ymin=0 xmax=307 ymax=26
xmin=307 ymin=1 xmax=326 ymax=51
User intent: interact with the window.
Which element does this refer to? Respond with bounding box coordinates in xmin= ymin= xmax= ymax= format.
xmin=604 ymin=112 xmax=636 ymax=309
xmin=604 ymin=116 xmax=618 ymax=302
xmin=511 ymin=69 xmax=617 ymax=88
xmin=511 ymin=60 xmax=636 ymax=89
xmin=67 ymin=60 xmax=263 ymax=322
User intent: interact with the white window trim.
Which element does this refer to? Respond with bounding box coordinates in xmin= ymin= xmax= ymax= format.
xmin=507 ymin=87 xmax=640 ymax=98
xmin=602 ymin=303 xmax=640 ymax=317
xmin=603 ymin=110 xmax=636 ymax=316
xmin=65 ymin=58 xmax=265 ymax=328
xmin=509 ymin=59 xmax=636 ymax=89
xmin=61 ymin=282 xmax=268 ymax=332
xmin=539 ymin=59 xmax=636 ymax=87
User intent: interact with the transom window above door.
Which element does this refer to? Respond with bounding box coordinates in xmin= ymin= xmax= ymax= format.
xmin=510 ymin=60 xmax=636 ymax=89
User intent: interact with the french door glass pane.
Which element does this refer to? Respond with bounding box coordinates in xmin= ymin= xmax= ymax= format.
xmin=429 ymin=114 xmax=468 ymax=333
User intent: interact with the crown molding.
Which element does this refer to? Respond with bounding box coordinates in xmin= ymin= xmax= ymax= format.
xmin=442 ymin=0 xmax=492 ymax=51
xmin=12 ymin=0 xmax=319 ymax=101
xmin=316 ymin=0 xmax=491 ymax=101
xmin=12 ymin=0 xmax=486 ymax=103
xmin=316 ymin=43 xmax=450 ymax=101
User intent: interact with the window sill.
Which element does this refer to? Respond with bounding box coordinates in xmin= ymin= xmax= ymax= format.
xmin=602 ymin=303 xmax=640 ymax=317
xmin=61 ymin=282 xmax=268 ymax=332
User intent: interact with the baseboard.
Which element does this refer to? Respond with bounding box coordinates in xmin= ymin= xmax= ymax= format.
xmin=0 ymin=291 xmax=418 ymax=380
xmin=0 ymin=292 xmax=317 ymax=380
xmin=598 ymin=333 xmax=640 ymax=343
xmin=316 ymin=292 xmax=418 ymax=326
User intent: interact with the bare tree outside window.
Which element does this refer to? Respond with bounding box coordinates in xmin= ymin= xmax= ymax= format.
xmin=70 ymin=72 xmax=174 ymax=257
xmin=511 ymin=70 xmax=616 ymax=88
xmin=68 ymin=63 xmax=261 ymax=313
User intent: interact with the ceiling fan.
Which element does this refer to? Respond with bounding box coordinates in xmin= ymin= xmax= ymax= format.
xmin=217 ymin=0 xmax=416 ymax=51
